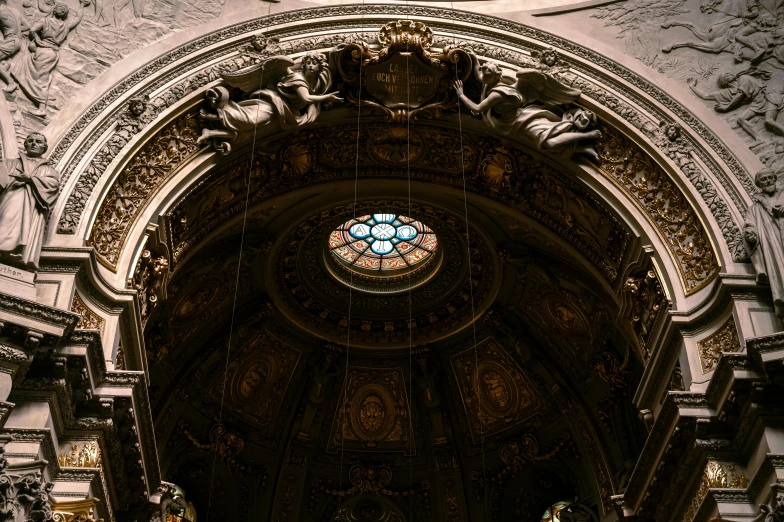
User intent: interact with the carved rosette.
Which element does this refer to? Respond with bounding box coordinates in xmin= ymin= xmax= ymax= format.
xmin=450 ymin=339 xmax=544 ymax=442
xmin=697 ymin=316 xmax=741 ymax=374
xmin=327 ymin=367 xmax=414 ymax=455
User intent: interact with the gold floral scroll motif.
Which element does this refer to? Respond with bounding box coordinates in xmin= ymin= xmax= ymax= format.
xmin=71 ymin=293 xmax=105 ymax=337
xmin=327 ymin=367 xmax=414 ymax=455
xmin=697 ymin=316 xmax=741 ymax=374
xmin=450 ymin=338 xmax=545 ymax=443
xmin=596 ymin=124 xmax=719 ymax=294
xmin=88 ymin=111 xmax=202 ymax=270
xmin=210 ymin=333 xmax=300 ymax=435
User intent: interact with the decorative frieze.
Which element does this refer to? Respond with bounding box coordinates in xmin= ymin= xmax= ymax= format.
xmin=58 ymin=441 xmax=101 ymax=468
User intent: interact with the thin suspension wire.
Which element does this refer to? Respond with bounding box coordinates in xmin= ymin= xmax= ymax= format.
xmin=204 ymin=2 xmax=272 ymax=520
xmin=405 ymin=0 xmax=414 ymax=517
xmin=450 ymin=3 xmax=490 ymax=520
xmin=338 ymin=1 xmax=364 ymax=516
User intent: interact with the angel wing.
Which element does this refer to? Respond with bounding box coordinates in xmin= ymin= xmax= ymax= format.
xmin=515 ymin=69 xmax=581 ymax=106
xmin=220 ymin=55 xmax=295 ymax=94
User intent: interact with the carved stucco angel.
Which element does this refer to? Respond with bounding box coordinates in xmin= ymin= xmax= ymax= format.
xmin=455 ymin=55 xmax=601 ymax=160
xmin=198 ymin=52 xmax=343 ymax=152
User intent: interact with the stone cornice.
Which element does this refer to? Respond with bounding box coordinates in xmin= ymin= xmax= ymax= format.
xmin=0 ymin=293 xmax=79 ymax=334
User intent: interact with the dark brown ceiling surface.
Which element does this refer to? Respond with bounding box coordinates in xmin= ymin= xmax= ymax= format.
xmin=143 ymin=121 xmax=650 ymax=521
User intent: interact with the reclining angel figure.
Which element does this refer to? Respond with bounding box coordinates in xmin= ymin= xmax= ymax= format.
xmin=455 ymin=57 xmax=601 ymax=160
xmin=198 ymin=52 xmax=343 ymax=152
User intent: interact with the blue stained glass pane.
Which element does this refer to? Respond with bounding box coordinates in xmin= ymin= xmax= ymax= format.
xmin=371 ymin=240 xmax=394 ymax=254
xmin=331 ymin=213 xmax=438 ymax=271
xmin=349 ymin=223 xmax=371 ymax=239
xmin=396 ymin=225 xmax=417 ymax=240
xmin=373 ymin=213 xmax=396 ymax=224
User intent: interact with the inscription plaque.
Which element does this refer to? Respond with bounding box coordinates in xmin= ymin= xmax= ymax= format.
xmin=363 ymin=53 xmax=445 ymax=109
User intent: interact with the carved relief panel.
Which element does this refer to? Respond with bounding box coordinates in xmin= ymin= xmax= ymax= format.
xmin=450 ymin=338 xmax=545 ymax=443
xmin=327 ymin=367 xmax=414 ymax=455
xmin=209 ymin=332 xmax=300 ymax=435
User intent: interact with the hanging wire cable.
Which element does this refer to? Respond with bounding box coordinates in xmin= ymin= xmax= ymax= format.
xmin=450 ymin=3 xmax=490 ymax=520
xmin=338 ymin=1 xmax=365 ymax=516
xmin=405 ymin=2 xmax=415 ymax=518
xmin=204 ymin=3 xmax=273 ymax=520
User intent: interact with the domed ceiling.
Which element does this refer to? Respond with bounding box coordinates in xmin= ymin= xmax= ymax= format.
xmin=139 ymin=118 xmax=653 ymax=521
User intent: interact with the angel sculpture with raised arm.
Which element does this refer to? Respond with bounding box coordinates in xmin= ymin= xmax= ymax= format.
xmin=455 ymin=56 xmax=601 ymax=160
xmin=198 ymin=51 xmax=343 ymax=152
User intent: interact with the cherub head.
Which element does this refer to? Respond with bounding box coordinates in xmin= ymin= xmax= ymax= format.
xmin=301 ymin=52 xmax=328 ymax=75
xmin=128 ymin=97 xmax=147 ymax=118
xmin=479 ymin=62 xmax=503 ymax=85
xmin=663 ymin=123 xmax=681 ymax=142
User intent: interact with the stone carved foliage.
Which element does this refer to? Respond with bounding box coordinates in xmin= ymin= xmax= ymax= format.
xmin=0 ymin=446 xmax=56 ymax=522
xmin=88 ymin=111 xmax=202 ymax=270
xmin=450 ymin=339 xmax=545 ymax=443
xmin=697 ymin=316 xmax=741 ymax=373
xmin=598 ymin=124 xmax=719 ymax=293
xmin=593 ymin=0 xmax=784 ymax=174
xmin=681 ymin=461 xmax=748 ymax=522
xmin=328 ymin=367 xmax=414 ymax=455
xmin=70 ymin=293 xmax=105 ymax=337
xmin=209 ymin=332 xmax=300 ymax=436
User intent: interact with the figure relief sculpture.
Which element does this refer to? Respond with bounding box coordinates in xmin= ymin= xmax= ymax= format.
xmin=6 ymin=0 xmax=87 ymax=117
xmin=0 ymin=133 xmax=59 ymax=270
xmin=744 ymin=168 xmax=784 ymax=317
xmin=198 ymin=51 xmax=343 ymax=153
xmin=454 ymin=55 xmax=601 ymax=161
xmin=0 ymin=0 xmax=22 ymax=92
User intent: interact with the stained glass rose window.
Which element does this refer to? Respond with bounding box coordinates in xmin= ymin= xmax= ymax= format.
xmin=329 ymin=214 xmax=438 ymax=272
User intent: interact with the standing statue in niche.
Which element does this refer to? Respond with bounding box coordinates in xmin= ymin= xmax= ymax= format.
xmin=0 ymin=133 xmax=59 ymax=270
xmin=6 ymin=0 xmax=87 ymax=117
xmin=744 ymin=168 xmax=784 ymax=318
xmin=197 ymin=52 xmax=343 ymax=152
xmin=454 ymin=56 xmax=601 ymax=160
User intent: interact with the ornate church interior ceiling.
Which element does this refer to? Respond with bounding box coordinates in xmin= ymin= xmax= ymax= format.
xmin=0 ymin=2 xmax=782 ymax=522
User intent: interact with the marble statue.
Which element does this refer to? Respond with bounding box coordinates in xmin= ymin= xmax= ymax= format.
xmin=454 ymin=56 xmax=601 ymax=160
xmin=744 ymin=168 xmax=784 ymax=317
xmin=0 ymin=0 xmax=22 ymax=92
xmin=198 ymin=51 xmax=343 ymax=152
xmin=6 ymin=0 xmax=87 ymax=117
xmin=0 ymin=133 xmax=59 ymax=270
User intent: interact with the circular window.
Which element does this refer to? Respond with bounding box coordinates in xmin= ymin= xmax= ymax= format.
xmin=325 ymin=213 xmax=441 ymax=293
